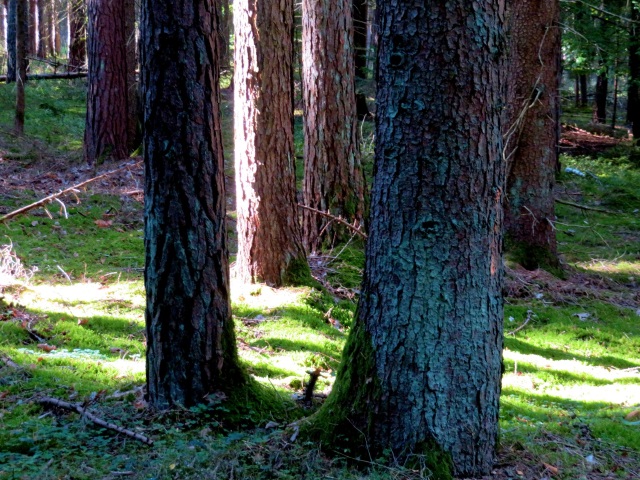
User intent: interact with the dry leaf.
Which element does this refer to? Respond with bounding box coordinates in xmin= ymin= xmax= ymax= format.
xmin=37 ymin=343 xmax=57 ymax=352
xmin=77 ymin=318 xmax=89 ymax=326
xmin=625 ymin=409 xmax=640 ymax=421
xmin=0 ymin=391 xmax=9 ymax=399
xmin=543 ymin=462 xmax=559 ymax=475
xmin=94 ymin=219 xmax=113 ymax=228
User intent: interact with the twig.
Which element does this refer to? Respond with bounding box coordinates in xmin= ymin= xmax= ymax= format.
xmin=0 ymin=161 xmax=142 ymax=223
xmin=56 ymin=265 xmax=72 ymax=283
xmin=38 ymin=396 xmax=154 ymax=445
xmin=0 ymin=355 xmax=20 ymax=369
xmin=507 ymin=310 xmax=535 ymax=336
xmin=297 ymin=204 xmax=367 ymax=239
xmin=555 ymin=198 xmax=618 ymax=215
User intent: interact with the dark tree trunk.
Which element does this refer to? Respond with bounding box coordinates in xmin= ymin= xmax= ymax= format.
xmin=0 ymin=2 xmax=5 ymax=59
xmin=68 ymin=0 xmax=86 ymax=70
xmin=352 ymin=0 xmax=367 ymax=78
xmin=580 ymin=73 xmax=588 ymax=107
xmin=37 ymin=0 xmax=46 ymax=57
xmin=628 ymin=4 xmax=640 ymax=139
xmin=45 ymin=0 xmax=54 ymax=55
xmin=219 ymin=0 xmax=230 ymax=68
xmin=7 ymin=0 xmax=16 ymax=82
xmin=574 ymin=75 xmax=580 ymax=107
xmin=364 ymin=1 xmax=375 ymax=75
xmin=84 ymin=0 xmax=131 ymax=163
xmin=595 ymin=71 xmax=608 ymax=123
xmin=234 ymin=0 xmax=308 ymax=286
xmin=124 ymin=0 xmax=137 ymax=151
xmin=504 ymin=0 xmax=560 ymax=270
xmin=28 ymin=0 xmax=36 ymax=55
xmin=141 ymin=0 xmax=244 ymax=409
xmin=302 ymin=0 xmax=365 ymax=252
xmin=308 ymin=1 xmax=505 ymax=477
xmin=14 ymin=0 xmax=26 ymax=135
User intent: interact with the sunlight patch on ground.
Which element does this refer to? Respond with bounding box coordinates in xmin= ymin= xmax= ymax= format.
xmin=576 ymin=258 xmax=640 ymax=277
xmin=230 ymin=278 xmax=310 ymax=309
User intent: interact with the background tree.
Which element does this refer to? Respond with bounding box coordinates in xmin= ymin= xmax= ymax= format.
xmin=0 ymin=1 xmax=6 ymax=62
xmin=504 ymin=0 xmax=561 ymax=270
xmin=352 ymin=0 xmax=367 ymax=79
xmin=234 ymin=0 xmax=308 ymax=286
xmin=28 ymin=0 xmax=36 ymax=55
xmin=37 ymin=0 xmax=48 ymax=57
xmin=14 ymin=0 xmax=26 ymax=135
xmin=308 ymin=0 xmax=505 ymax=476
xmin=628 ymin=2 xmax=640 ymax=138
xmin=84 ymin=0 xmax=134 ymax=163
xmin=68 ymin=0 xmax=86 ymax=70
xmin=56 ymin=0 xmax=69 ymax=56
xmin=7 ymin=0 xmax=16 ymax=82
xmin=301 ymin=0 xmax=365 ymax=252
xmin=141 ymin=0 xmax=244 ymax=409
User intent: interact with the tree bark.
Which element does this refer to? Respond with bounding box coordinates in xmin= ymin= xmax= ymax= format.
xmin=56 ymin=0 xmax=68 ymax=55
xmin=302 ymin=0 xmax=365 ymax=252
xmin=28 ymin=0 xmax=36 ymax=55
xmin=503 ymin=0 xmax=560 ymax=270
xmin=7 ymin=0 xmax=16 ymax=82
xmin=219 ymin=0 xmax=230 ymax=68
xmin=45 ymin=0 xmax=54 ymax=55
xmin=84 ymin=0 xmax=131 ymax=163
xmin=141 ymin=0 xmax=244 ymax=409
xmin=234 ymin=0 xmax=308 ymax=286
xmin=628 ymin=4 xmax=640 ymax=139
xmin=68 ymin=0 xmax=86 ymax=70
xmin=14 ymin=0 xmax=27 ymax=135
xmin=0 ymin=2 xmax=5 ymax=59
xmin=37 ymin=0 xmax=46 ymax=56
xmin=308 ymin=1 xmax=505 ymax=477
xmin=580 ymin=73 xmax=588 ymax=106
xmin=595 ymin=70 xmax=608 ymax=123
xmin=352 ymin=0 xmax=367 ymax=79
xmin=124 ymin=0 xmax=137 ymax=151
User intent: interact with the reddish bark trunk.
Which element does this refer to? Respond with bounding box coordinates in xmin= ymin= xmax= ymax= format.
xmin=68 ymin=0 xmax=86 ymax=70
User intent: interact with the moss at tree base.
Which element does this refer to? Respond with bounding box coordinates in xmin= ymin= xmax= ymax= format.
xmin=505 ymin=237 xmax=565 ymax=278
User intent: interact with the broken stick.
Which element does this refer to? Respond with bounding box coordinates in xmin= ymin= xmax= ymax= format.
xmin=38 ymin=396 xmax=153 ymax=446
xmin=297 ymin=204 xmax=367 ymax=239
xmin=0 ymin=161 xmax=142 ymax=224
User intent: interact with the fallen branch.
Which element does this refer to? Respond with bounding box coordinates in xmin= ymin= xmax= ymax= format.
xmin=38 ymin=396 xmax=153 ymax=446
xmin=297 ymin=204 xmax=367 ymax=239
xmin=507 ymin=310 xmax=535 ymax=336
xmin=555 ymin=198 xmax=618 ymax=215
xmin=0 ymin=161 xmax=142 ymax=224
xmin=0 ymin=71 xmax=88 ymax=82
xmin=0 ymin=355 xmax=20 ymax=369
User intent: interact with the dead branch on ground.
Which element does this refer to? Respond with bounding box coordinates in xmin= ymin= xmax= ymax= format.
xmin=0 ymin=161 xmax=142 ymax=224
xmin=555 ymin=198 xmax=619 ymax=215
xmin=38 ymin=396 xmax=153 ymax=445
xmin=297 ymin=204 xmax=367 ymax=239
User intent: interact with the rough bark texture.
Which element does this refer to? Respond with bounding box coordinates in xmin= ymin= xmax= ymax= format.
xmin=84 ymin=0 xmax=131 ymax=163
xmin=7 ymin=0 xmax=16 ymax=82
xmin=309 ymin=1 xmax=505 ymax=477
xmin=595 ymin=71 xmax=608 ymax=124
xmin=628 ymin=5 xmax=640 ymax=139
xmin=45 ymin=0 xmax=54 ymax=55
xmin=580 ymin=73 xmax=588 ymax=107
xmin=352 ymin=0 xmax=367 ymax=78
xmin=14 ymin=0 xmax=26 ymax=135
xmin=124 ymin=0 xmax=137 ymax=150
xmin=28 ymin=0 xmax=36 ymax=55
xmin=68 ymin=0 xmax=86 ymax=70
xmin=37 ymin=0 xmax=47 ymax=56
xmin=503 ymin=0 xmax=560 ymax=270
xmin=234 ymin=0 xmax=307 ymax=286
xmin=219 ymin=0 xmax=230 ymax=67
xmin=142 ymin=0 xmax=243 ymax=409
xmin=302 ymin=0 xmax=365 ymax=252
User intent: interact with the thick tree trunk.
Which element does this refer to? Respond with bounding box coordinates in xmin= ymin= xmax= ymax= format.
xmin=628 ymin=4 xmax=640 ymax=139
xmin=234 ymin=0 xmax=308 ymax=286
xmin=84 ymin=0 xmax=131 ymax=163
xmin=309 ymin=1 xmax=505 ymax=477
xmin=28 ymin=0 xmax=36 ymax=55
xmin=7 ymin=0 xmax=16 ymax=82
xmin=302 ymin=0 xmax=365 ymax=252
xmin=580 ymin=73 xmax=588 ymax=107
xmin=352 ymin=0 xmax=367 ymax=79
xmin=595 ymin=71 xmax=608 ymax=123
xmin=14 ymin=0 xmax=26 ymax=135
xmin=504 ymin=0 xmax=560 ymax=270
xmin=141 ymin=0 xmax=244 ymax=409
xmin=68 ymin=0 xmax=86 ymax=70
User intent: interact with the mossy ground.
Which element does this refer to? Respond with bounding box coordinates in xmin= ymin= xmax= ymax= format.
xmin=0 ymin=78 xmax=639 ymax=479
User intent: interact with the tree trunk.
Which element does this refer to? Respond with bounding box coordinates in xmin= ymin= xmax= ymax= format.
xmin=308 ymin=1 xmax=505 ymax=477
xmin=28 ymin=0 xmax=36 ymax=55
xmin=628 ymin=4 xmax=640 ymax=139
xmin=84 ymin=0 xmax=131 ymax=163
xmin=504 ymin=0 xmax=560 ymax=270
xmin=302 ymin=0 xmax=365 ymax=252
xmin=124 ymin=0 xmax=137 ymax=151
xmin=364 ymin=1 xmax=375 ymax=75
xmin=7 ymin=0 xmax=16 ymax=82
xmin=37 ymin=0 xmax=46 ymax=56
xmin=219 ymin=0 xmax=230 ymax=68
xmin=14 ymin=0 xmax=26 ymax=135
xmin=234 ymin=0 xmax=308 ymax=286
xmin=595 ymin=71 xmax=608 ymax=123
xmin=352 ymin=0 xmax=367 ymax=78
xmin=141 ymin=0 xmax=244 ymax=410
xmin=56 ymin=0 xmax=68 ymax=55
xmin=68 ymin=0 xmax=86 ymax=70
xmin=580 ymin=73 xmax=588 ymax=106
xmin=46 ymin=0 xmax=54 ymax=55
xmin=0 ymin=2 xmax=5 ymax=60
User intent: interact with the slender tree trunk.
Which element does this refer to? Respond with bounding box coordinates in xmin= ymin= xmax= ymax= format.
xmin=0 ymin=1 xmax=6 ymax=59
xmin=611 ymin=73 xmax=618 ymax=130
xmin=302 ymin=0 xmax=365 ymax=252
xmin=14 ymin=0 xmax=26 ymax=135
xmin=45 ymin=0 xmax=53 ymax=55
xmin=574 ymin=74 xmax=580 ymax=107
xmin=364 ymin=1 xmax=375 ymax=75
xmin=504 ymin=0 xmax=560 ymax=270
xmin=68 ymin=0 xmax=86 ymax=70
xmin=219 ymin=0 xmax=230 ymax=68
xmin=580 ymin=73 xmax=588 ymax=107
xmin=7 ymin=0 xmax=16 ymax=82
xmin=142 ymin=0 xmax=244 ymax=409
xmin=595 ymin=70 xmax=608 ymax=123
xmin=28 ymin=0 xmax=36 ymax=55
xmin=308 ymin=1 xmax=505 ymax=476
xmin=352 ymin=0 xmax=367 ymax=79
xmin=56 ymin=0 xmax=67 ymax=55
xmin=234 ymin=0 xmax=308 ymax=286
xmin=124 ymin=0 xmax=137 ymax=151
xmin=628 ymin=4 xmax=640 ymax=138
xmin=37 ymin=0 xmax=45 ymax=56
xmin=84 ymin=0 xmax=130 ymax=163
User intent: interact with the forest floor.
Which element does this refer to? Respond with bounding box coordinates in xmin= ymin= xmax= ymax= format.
xmin=0 ymin=81 xmax=639 ymax=479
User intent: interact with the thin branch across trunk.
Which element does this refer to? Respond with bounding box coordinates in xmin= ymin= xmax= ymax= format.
xmin=297 ymin=204 xmax=367 ymax=239
xmin=38 ymin=396 xmax=153 ymax=445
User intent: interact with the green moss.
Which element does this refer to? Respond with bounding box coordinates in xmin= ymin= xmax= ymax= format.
xmin=282 ymin=255 xmax=313 ymax=286
xmin=505 ymin=237 xmax=565 ymax=278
